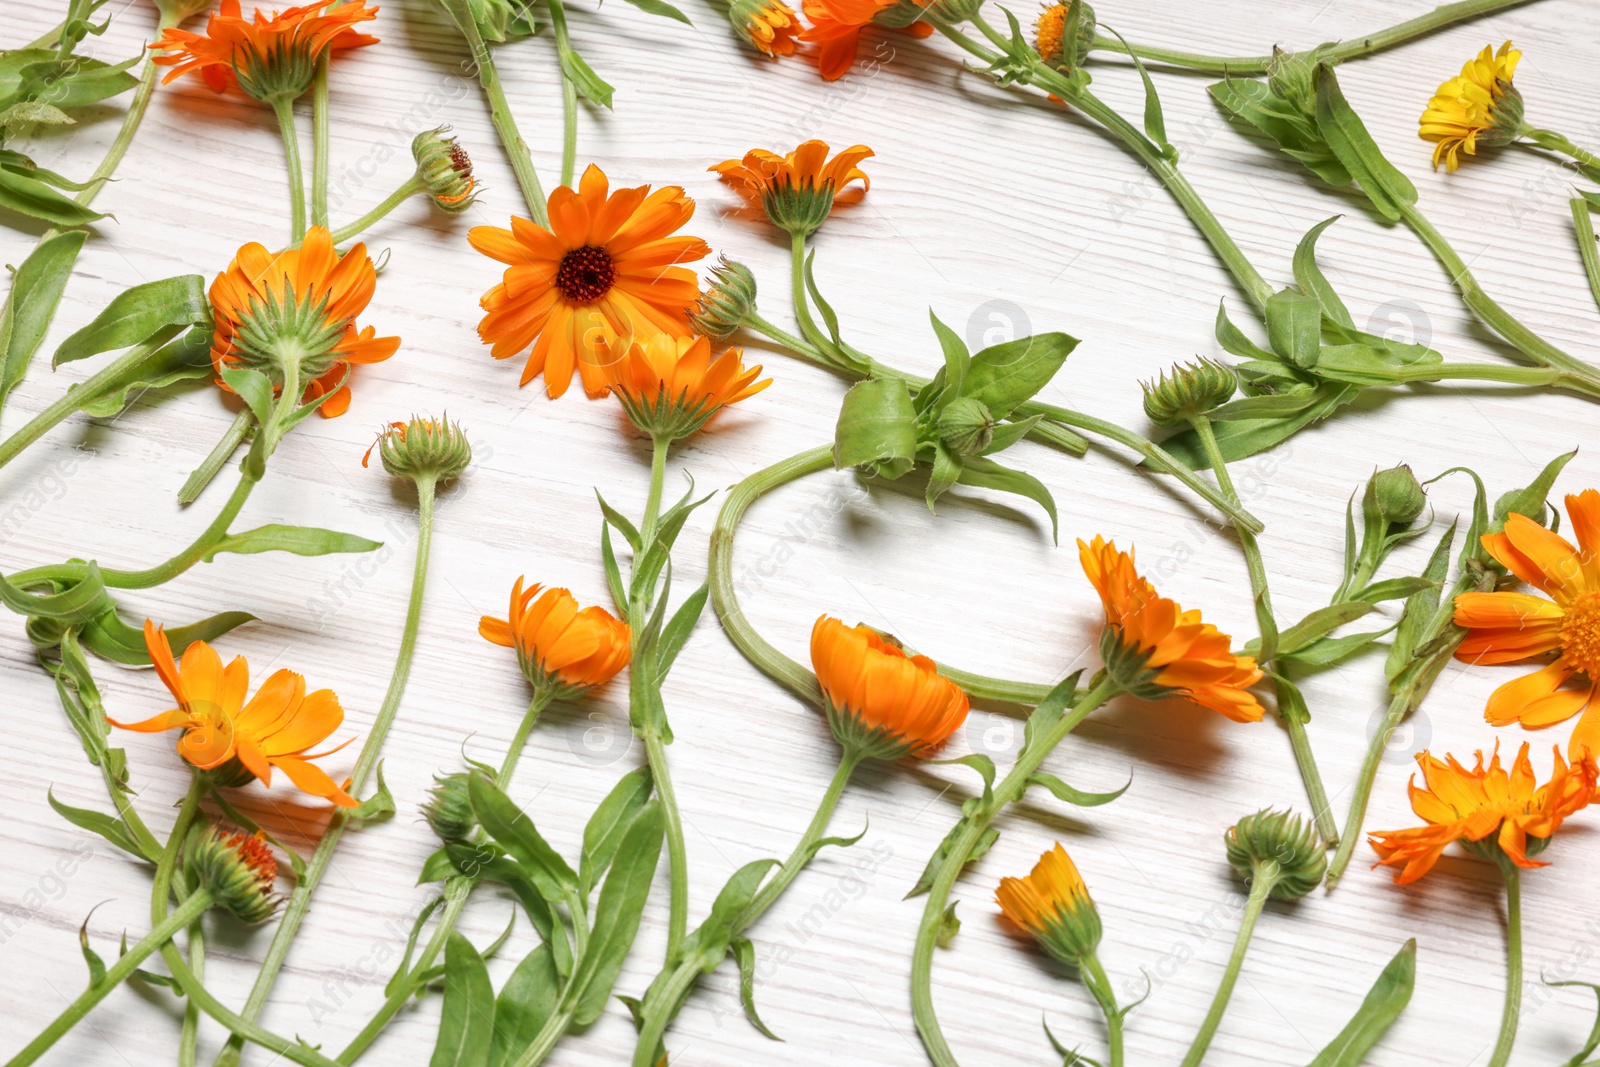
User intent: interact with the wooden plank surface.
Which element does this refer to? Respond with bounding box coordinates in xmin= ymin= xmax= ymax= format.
xmin=2 ymin=1 xmax=1599 ymax=1063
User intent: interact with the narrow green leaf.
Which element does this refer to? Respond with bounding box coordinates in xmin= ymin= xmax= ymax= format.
xmin=489 ymin=945 xmax=560 ymax=1067
xmin=928 ymin=310 xmax=969 ymax=403
xmin=1292 ymin=216 xmax=1355 ymax=329
xmin=959 ymin=332 xmax=1078 ymax=419
xmin=383 ymin=896 xmax=444 ymax=997
xmin=1265 ymin=288 xmax=1323 ymax=368
xmin=1156 ymin=383 xmax=1359 ymax=468
xmin=204 ymin=524 xmax=382 ymax=561
xmin=428 ymin=931 xmax=494 ymax=1067
xmin=0 ymin=229 xmax=87 ymax=408
xmin=730 ymin=936 xmax=782 ymax=1040
xmin=595 ymin=490 xmax=642 ymax=551
xmin=925 ymin=441 xmax=962 ymax=511
xmin=0 ymin=165 xmax=104 ymax=226
xmin=656 ymin=582 xmax=708 ymax=676
xmin=1356 ymin=576 xmax=1438 ymax=604
xmin=559 ymin=48 xmax=613 ymax=108
xmin=954 ymin=455 xmax=1058 ymax=540
xmin=350 ymin=762 xmax=395 ymax=821
xmin=617 ymin=0 xmax=691 ymax=22
xmin=1026 ymin=771 xmax=1130 ymax=807
xmin=48 ymin=788 xmax=155 ymax=861
xmin=1576 ymin=198 xmax=1600 ymax=316
xmin=80 ymin=914 xmax=106 ymax=988
xmin=936 ymin=902 xmax=961 ymax=947
xmin=569 ymin=801 xmax=665 ymax=1026
xmin=1214 ymin=299 xmax=1277 ymax=362
xmin=1252 ymin=601 xmax=1374 ymax=657
xmin=1305 ymin=939 xmax=1414 ymax=1066
xmin=79 ymin=608 xmax=256 ymax=666
xmin=53 ymin=275 xmax=209 ymax=365
xmin=929 ymin=753 xmax=995 ymax=797
xmin=468 ymin=773 xmax=579 ymax=903
xmin=1313 ymin=63 xmax=1417 ymax=220
xmin=74 ymin=325 xmax=212 ymax=418
xmin=580 ymin=765 xmax=653 ymax=896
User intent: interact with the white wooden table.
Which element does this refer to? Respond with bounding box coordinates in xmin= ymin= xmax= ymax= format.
xmin=3 ymin=1 xmax=1600 ymax=1063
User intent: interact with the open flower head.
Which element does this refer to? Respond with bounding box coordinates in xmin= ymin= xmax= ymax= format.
xmin=1453 ymin=491 xmax=1600 ymax=759
xmin=728 ymin=0 xmax=801 ymax=56
xmin=110 ymin=622 xmax=357 ymax=807
xmin=711 ymin=140 xmax=872 ymax=237
xmin=996 ymin=843 xmax=1102 ymax=965
xmin=151 ymin=0 xmax=380 ymax=102
xmin=601 ymin=333 xmax=769 ymax=441
xmin=1080 ymin=536 xmax=1264 ymax=722
xmin=799 ymin=0 xmax=931 ymax=81
xmin=1034 ymin=1 xmax=1094 ymax=70
xmin=1419 ymin=41 xmax=1524 ymax=171
xmin=469 ymin=164 xmax=710 ymax=400
xmin=209 ymin=226 xmax=397 ymax=418
xmin=480 ymin=578 xmax=631 ymax=699
xmin=1370 ymin=743 xmax=1597 ymax=884
xmin=810 ymin=616 xmax=969 ymax=760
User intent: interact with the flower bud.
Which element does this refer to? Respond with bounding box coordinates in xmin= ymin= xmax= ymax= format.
xmin=1035 ymin=1 xmax=1096 ymax=71
xmin=936 ymin=397 xmax=995 ymax=456
xmin=187 ymin=825 xmax=279 ymax=923
xmin=1224 ymin=809 xmax=1325 ymax=900
xmin=424 ymin=772 xmax=477 ymax=843
xmin=690 ymin=258 xmax=758 ymax=342
xmin=413 ymin=128 xmax=477 ymax=213
xmin=1266 ymin=47 xmax=1316 ymax=115
xmin=364 ymin=416 xmax=473 ymax=483
xmin=1363 ymin=464 xmax=1427 ymax=527
xmin=1141 ymin=359 xmax=1236 ymax=427
xmin=996 ymin=844 xmax=1102 ymax=966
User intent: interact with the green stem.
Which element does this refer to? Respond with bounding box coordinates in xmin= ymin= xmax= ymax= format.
xmin=1080 ymin=950 xmax=1124 ymax=1067
xmin=630 ymin=964 xmax=702 ymax=1067
xmin=1522 ymin=127 xmax=1600 ymax=171
xmin=1572 ymin=197 xmax=1600 ymax=316
xmin=911 ymin=677 xmax=1118 ymax=1066
xmin=0 ymin=325 xmax=183 ymax=470
xmin=311 ymin=53 xmax=331 ymax=230
xmin=3 ymin=890 xmax=212 ymax=1067
xmin=1488 ymin=857 xmax=1523 ymax=1067
xmin=179 ymin=409 xmax=255 ymax=506
xmin=179 ymin=914 xmax=205 ymax=1067
xmin=641 ymin=433 xmax=669 ymax=551
xmin=214 ymin=475 xmax=438 ymax=1067
xmin=745 ymin=310 xmax=825 ymax=362
xmin=22 ymin=18 xmax=66 ymax=50
xmin=788 ymin=231 xmax=841 ymax=358
xmin=68 ymin=12 xmax=178 ymax=209
xmin=1179 ymin=863 xmax=1277 ymax=1067
xmin=335 ymin=689 xmax=552 ymax=1065
xmin=642 ymin=726 xmax=688 ymax=962
xmin=272 ymin=97 xmax=308 ymax=241
xmin=1087 ymin=0 xmax=1541 ymax=75
xmin=547 ymin=0 xmax=579 ymax=188
xmin=507 ymin=1006 xmax=580 ymax=1067
xmin=441 ymin=0 xmax=549 ymax=225
xmin=329 ymin=176 xmax=425 ymax=244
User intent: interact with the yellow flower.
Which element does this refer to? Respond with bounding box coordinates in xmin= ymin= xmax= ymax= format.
xmin=1419 ymin=41 xmax=1524 ymax=171
xmin=995 ymin=843 xmax=1102 ymax=964
xmin=729 ymin=0 xmax=801 ymax=56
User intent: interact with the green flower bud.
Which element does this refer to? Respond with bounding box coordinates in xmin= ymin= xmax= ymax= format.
xmin=1266 ymin=47 xmax=1316 ymax=115
xmin=412 ymin=128 xmax=477 ymax=213
xmin=1224 ymin=809 xmax=1325 ymax=900
xmin=1035 ymin=1 xmax=1096 ymax=71
xmin=690 ymin=258 xmax=758 ymax=342
xmin=365 ymin=416 xmax=473 ymax=483
xmin=1140 ymin=359 xmax=1237 ymax=427
xmin=187 ymin=825 xmax=279 ymax=924
xmin=1364 ymin=464 xmax=1427 ymax=527
xmin=424 ymin=772 xmax=477 ymax=843
xmin=936 ymin=397 xmax=995 ymax=456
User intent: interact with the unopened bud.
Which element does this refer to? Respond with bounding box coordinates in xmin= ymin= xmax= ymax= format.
xmin=1224 ymin=809 xmax=1325 ymax=900
xmin=1141 ymin=359 xmax=1237 ymax=427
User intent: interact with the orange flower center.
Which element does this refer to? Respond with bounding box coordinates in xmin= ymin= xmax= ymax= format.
xmin=1561 ymin=592 xmax=1600 ymax=677
xmin=230 ymin=830 xmax=278 ymax=882
xmin=556 ymin=245 xmax=617 ymax=304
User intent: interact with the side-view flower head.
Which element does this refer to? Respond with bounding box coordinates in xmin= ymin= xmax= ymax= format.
xmin=601 ymin=333 xmax=770 ymax=441
xmin=810 ymin=615 xmax=969 ymax=760
xmin=728 ymin=0 xmax=803 ymax=56
xmin=151 ymin=0 xmax=381 ymax=102
xmin=712 ymin=140 xmax=872 ymax=237
xmin=799 ymin=0 xmax=930 ymax=81
xmin=1419 ymin=40 xmax=1524 ymax=171
xmin=996 ymin=842 xmax=1102 ymax=965
xmin=479 ymin=577 xmax=632 ymax=699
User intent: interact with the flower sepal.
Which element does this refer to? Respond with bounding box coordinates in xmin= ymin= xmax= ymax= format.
xmin=365 ymin=416 xmax=473 ymax=484
xmin=1224 ymin=809 xmax=1326 ymax=900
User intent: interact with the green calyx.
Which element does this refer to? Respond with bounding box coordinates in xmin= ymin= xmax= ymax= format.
xmin=826 ymin=701 xmax=916 ymax=762
xmin=423 ymin=772 xmax=477 ymax=843
xmin=1097 ymin=626 xmax=1166 ymax=701
xmin=234 ymin=39 xmax=320 ymax=104
xmin=1035 ymin=895 xmax=1103 ymax=967
xmin=1364 ymin=464 xmax=1426 ymax=527
xmin=1141 ymin=358 xmax=1237 ymax=427
xmin=761 ymin=179 xmax=837 ymax=238
xmin=186 ymin=823 xmax=280 ymax=924
xmin=691 ymin=258 xmax=758 ymax=342
xmin=615 ymin=390 xmax=720 ymax=443
xmin=935 ymin=396 xmax=995 ymax=456
xmin=372 ymin=415 xmax=473 ymax=483
xmin=230 ymin=280 xmax=348 ymax=390
xmin=1224 ymin=809 xmax=1326 ymax=900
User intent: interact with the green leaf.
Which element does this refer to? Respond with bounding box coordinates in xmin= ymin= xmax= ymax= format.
xmin=1292 ymin=216 xmax=1354 ymax=330
xmin=1574 ymin=197 xmax=1600 ymax=316
xmin=1356 ymin=576 xmax=1438 ymax=604
xmin=1252 ymin=601 xmax=1374 ymax=657
xmin=1026 ymin=771 xmax=1129 ymax=807
xmin=1157 ymin=383 xmax=1359 ymax=468
xmin=928 ymin=311 xmax=970 ymax=408
xmin=930 ymin=753 xmax=996 ymax=798
xmin=656 ymin=582 xmax=708 ymax=676
xmin=1208 ymin=77 xmax=1351 ymax=186
xmin=468 ymin=773 xmax=579 ymax=903
xmin=834 ymin=378 xmax=917 ymax=475
xmin=383 ymin=896 xmax=444 ymax=998
xmin=1284 ymin=626 xmax=1395 ymax=668
xmin=80 ymin=913 xmax=106 ymax=988
xmin=925 ymin=441 xmax=962 ymax=511
xmin=0 ymin=229 xmax=87 ymax=410
xmin=1313 ymin=63 xmax=1417 ymax=220
xmin=31 ymin=55 xmax=139 ymax=108
xmin=682 ymin=858 xmax=780 ymax=964
xmin=1493 ymin=449 xmax=1576 ymax=531
xmin=1305 ymin=939 xmax=1414 ymax=1066
xmin=569 ymin=801 xmax=665 ymax=1026
xmin=53 ymin=275 xmax=209 ymax=366
xmin=936 ymin=901 xmax=961 ymax=947
xmin=600 ymin=522 xmax=628 ymax=620
xmin=1214 ymin=299 xmax=1277 ymax=362
xmin=205 ymin=524 xmax=381 ymax=561
xmin=76 ymin=326 xmax=214 ymax=418
xmin=1265 ymin=288 xmax=1323 ymax=369
xmin=978 ymin=414 xmax=1042 ymax=457
xmin=1385 ymin=520 xmax=1456 ymax=684
xmin=350 ymin=762 xmax=395 ymax=821
xmin=959 ymin=332 xmax=1078 ymax=419
xmin=729 ymin=936 xmax=782 ymax=1040
xmin=0 ymin=560 xmax=115 ymax=623
xmin=954 ymin=455 xmax=1058 ymax=540
xmin=580 ymin=765 xmax=653 ymax=896
xmin=79 ymin=608 xmax=255 ymax=666
xmin=908 ymin=817 xmax=998 ymax=899
xmin=1545 ymin=978 xmax=1600 ymax=1066
xmin=595 ymin=490 xmax=642 ymax=551
xmin=429 ymin=931 xmax=494 ymax=1067
xmin=489 ymin=945 xmax=560 ymax=1067
xmin=559 ymin=48 xmax=613 ymax=108
xmin=49 ymin=788 xmax=153 ymax=861
xmin=617 ymin=0 xmax=691 ymax=22
xmin=0 ymin=164 xmax=104 ymax=226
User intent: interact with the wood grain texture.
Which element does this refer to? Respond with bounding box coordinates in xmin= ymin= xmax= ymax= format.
xmin=2 ymin=1 xmax=1599 ymax=1064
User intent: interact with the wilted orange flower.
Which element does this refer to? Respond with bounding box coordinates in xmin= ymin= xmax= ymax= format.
xmin=810 ymin=616 xmax=969 ymax=759
xmin=800 ymin=0 xmax=930 ymax=81
xmin=110 ymin=622 xmax=357 ymax=807
xmin=1370 ymin=744 xmax=1597 ymax=884
xmin=209 ymin=226 xmax=397 ymax=418
xmin=480 ymin=578 xmax=631 ymax=699
xmin=729 ymin=0 xmax=802 ymax=56
xmin=996 ymin=843 xmax=1102 ymax=963
xmin=601 ymin=333 xmax=769 ymax=441
xmin=151 ymin=0 xmax=380 ymax=101
xmin=711 ymin=141 xmax=871 ymax=236
xmin=1080 ymin=536 xmax=1264 ymax=722
xmin=1454 ymin=491 xmax=1600 ymax=759
xmin=1419 ymin=41 xmax=1523 ymax=171
xmin=469 ymin=164 xmax=710 ymax=400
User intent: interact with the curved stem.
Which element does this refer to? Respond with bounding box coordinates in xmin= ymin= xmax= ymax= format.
xmin=546 ymin=0 xmax=579 ymax=188
xmin=911 ymin=677 xmax=1118 ymax=1066
xmin=629 ymin=963 xmax=702 ymax=1067
xmin=311 ymin=53 xmax=331 ymax=230
xmin=1080 ymin=950 xmax=1124 ymax=1067
xmin=179 ymin=409 xmax=255 ymax=505
xmin=1087 ymin=0 xmax=1541 ymax=75
xmin=271 ymin=97 xmax=308 ymax=241
xmin=215 ymin=476 xmax=438 ymax=1067
xmin=1179 ymin=864 xmax=1276 ymax=1067
xmin=1489 ymin=857 xmax=1523 ymax=1067
xmin=329 ymin=176 xmax=425 ymax=244
xmin=105 ymin=467 xmax=260 ymax=588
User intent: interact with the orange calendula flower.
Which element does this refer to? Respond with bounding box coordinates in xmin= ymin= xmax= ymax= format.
xmin=728 ymin=0 xmax=802 ymax=56
xmin=1079 ymin=536 xmax=1265 ymax=722
xmin=601 ymin=333 xmax=769 ymax=441
xmin=810 ymin=616 xmax=969 ymax=760
xmin=151 ymin=0 xmax=380 ymax=102
xmin=469 ymin=164 xmax=711 ymax=400
xmin=711 ymin=140 xmax=872 ymax=237
xmin=1419 ymin=41 xmax=1524 ymax=171
xmin=1454 ymin=492 xmax=1600 ymax=757
xmin=800 ymin=0 xmax=931 ymax=81
xmin=996 ymin=843 xmax=1102 ymax=964
xmin=1370 ymin=744 xmax=1597 ymax=884
xmin=110 ymin=622 xmax=357 ymax=807
xmin=209 ymin=226 xmax=398 ymax=418
xmin=480 ymin=578 xmax=631 ymax=699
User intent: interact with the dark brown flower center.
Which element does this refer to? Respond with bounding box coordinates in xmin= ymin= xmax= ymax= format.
xmin=556 ymin=245 xmax=617 ymax=304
